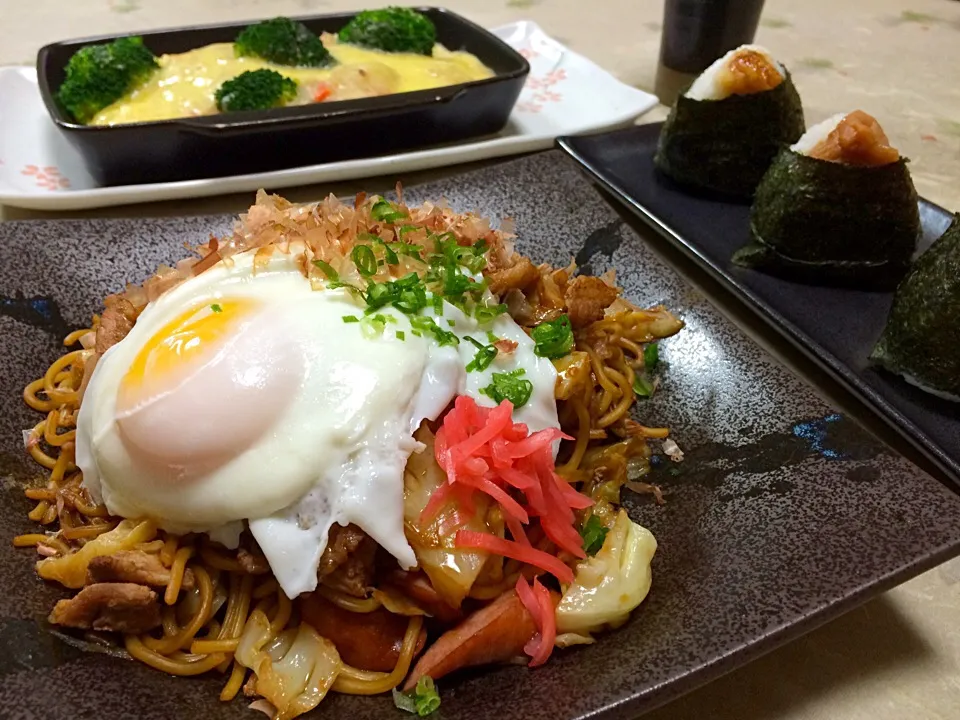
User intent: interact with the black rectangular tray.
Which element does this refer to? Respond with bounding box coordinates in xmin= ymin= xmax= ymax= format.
xmin=36 ymin=7 xmax=529 ymax=186
xmin=559 ymin=123 xmax=960 ymax=487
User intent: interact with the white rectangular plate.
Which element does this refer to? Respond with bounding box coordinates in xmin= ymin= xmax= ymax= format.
xmin=0 ymin=21 xmax=657 ymax=211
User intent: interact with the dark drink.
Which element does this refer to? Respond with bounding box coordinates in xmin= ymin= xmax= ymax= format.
xmin=655 ymin=0 xmax=766 ymax=104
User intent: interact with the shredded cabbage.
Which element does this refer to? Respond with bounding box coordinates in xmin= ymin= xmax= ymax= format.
xmin=373 ymin=587 xmax=428 ymax=616
xmin=236 ymin=609 xmax=341 ymax=720
xmin=403 ymin=426 xmax=490 ymax=608
xmin=555 ymin=510 xmax=656 ymax=636
xmin=36 ymin=519 xmax=156 ymax=588
xmin=554 ymin=632 xmax=595 ymax=648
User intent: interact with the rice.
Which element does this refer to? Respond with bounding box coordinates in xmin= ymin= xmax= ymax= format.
xmin=791 ymin=113 xmax=847 ymax=155
xmin=685 ymin=44 xmax=783 ymax=101
xmin=899 ymin=371 xmax=960 ymax=403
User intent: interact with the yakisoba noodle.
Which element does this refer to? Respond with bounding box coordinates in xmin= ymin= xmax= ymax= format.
xmin=15 ymin=189 xmax=682 ymax=718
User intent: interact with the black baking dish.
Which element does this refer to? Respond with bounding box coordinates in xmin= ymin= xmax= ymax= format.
xmin=36 ymin=7 xmax=529 ymax=187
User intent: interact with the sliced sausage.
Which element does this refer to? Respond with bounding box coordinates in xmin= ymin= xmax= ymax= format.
xmin=403 ymin=588 xmax=558 ymax=690
xmin=299 ymin=592 xmax=426 ymax=672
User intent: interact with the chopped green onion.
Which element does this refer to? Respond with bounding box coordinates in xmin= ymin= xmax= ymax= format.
xmin=312 ymin=259 xmax=339 ymax=281
xmin=410 ymin=316 xmax=459 ymax=347
xmin=379 ymin=241 xmax=399 ymax=265
xmin=342 ymin=315 xmax=359 ymax=323
xmin=393 ymin=690 xmax=416 ymax=715
xmin=351 ymin=244 xmax=378 ymax=277
xmin=441 ymin=264 xmax=474 ymax=299
xmin=474 ymin=303 xmax=507 ymax=325
xmin=430 ymin=232 xmax=456 ymax=253
xmin=580 ymin=515 xmax=609 ymax=556
xmin=361 ymin=233 xmax=399 ymax=265
xmin=461 ymin=249 xmax=487 ymax=274
xmin=396 ymin=330 xmax=405 ymax=341
xmin=427 ymin=234 xmax=489 ymax=276
xmin=531 ymin=314 xmax=574 ymax=359
xmin=415 ymin=235 xmax=490 ymax=315
xmin=365 ymin=274 xmax=426 ymax=313
xmin=396 ymin=242 xmax=423 ymax=259
xmin=644 ymin=342 xmax=660 ymax=371
xmin=371 ymin=198 xmax=407 ymax=224
xmin=393 ymin=273 xmax=428 ymax=314
xmin=464 ymin=335 xmax=497 ymax=372
xmin=210 ymin=303 xmax=222 ymax=313
xmin=314 ymin=219 xmax=500 ymax=353
xmin=313 ymin=259 xmax=361 ymax=294
xmin=360 ymin=314 xmax=388 ymax=338
xmin=392 ymin=676 xmax=440 ymax=717
xmin=479 ymin=369 xmax=533 ymax=408
xmin=365 ymin=281 xmax=394 ymax=309
xmin=486 ymin=331 xmax=499 ymax=343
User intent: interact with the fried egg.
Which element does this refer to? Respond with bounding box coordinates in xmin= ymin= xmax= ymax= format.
xmin=76 ymin=244 xmax=558 ymax=598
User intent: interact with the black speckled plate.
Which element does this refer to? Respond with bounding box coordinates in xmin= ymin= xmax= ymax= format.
xmin=2 ymin=151 xmax=960 ymax=720
xmin=559 ymin=123 xmax=960 ymax=491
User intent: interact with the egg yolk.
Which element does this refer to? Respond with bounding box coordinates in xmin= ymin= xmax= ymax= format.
xmin=115 ymin=298 xmax=305 ymax=483
xmin=119 ymin=299 xmax=253 ymax=409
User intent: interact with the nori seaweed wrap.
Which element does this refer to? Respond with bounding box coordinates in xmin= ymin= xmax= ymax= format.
xmin=870 ymin=214 xmax=960 ymax=401
xmin=654 ymin=46 xmax=805 ymax=199
xmin=734 ymin=111 xmax=921 ymax=289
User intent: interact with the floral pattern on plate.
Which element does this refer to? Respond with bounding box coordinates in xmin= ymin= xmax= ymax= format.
xmin=20 ymin=165 xmax=71 ymax=191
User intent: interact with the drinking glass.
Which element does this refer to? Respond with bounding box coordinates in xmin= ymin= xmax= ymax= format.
xmin=655 ymin=0 xmax=766 ymax=105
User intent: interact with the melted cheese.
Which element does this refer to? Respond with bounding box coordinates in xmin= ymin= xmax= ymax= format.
xmin=91 ymin=38 xmax=493 ymax=126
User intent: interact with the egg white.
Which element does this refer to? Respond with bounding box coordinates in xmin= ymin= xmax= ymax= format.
xmin=76 ymin=244 xmax=559 ymax=598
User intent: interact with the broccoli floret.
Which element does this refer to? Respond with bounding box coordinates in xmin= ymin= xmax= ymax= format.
xmin=235 ymin=17 xmax=335 ymax=67
xmin=214 ymin=69 xmax=298 ymax=113
xmin=338 ymin=7 xmax=436 ymax=55
xmin=56 ymin=36 xmax=159 ymax=124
